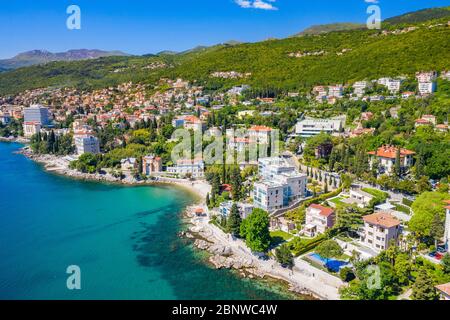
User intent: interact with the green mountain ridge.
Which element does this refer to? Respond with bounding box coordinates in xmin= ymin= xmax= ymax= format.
xmin=0 ymin=7 xmax=449 ymax=96
xmin=384 ymin=6 xmax=450 ymax=25
xmin=295 ymin=23 xmax=366 ymax=36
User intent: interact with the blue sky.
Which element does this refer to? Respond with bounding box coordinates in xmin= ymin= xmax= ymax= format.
xmin=1 ymin=0 xmax=449 ymax=59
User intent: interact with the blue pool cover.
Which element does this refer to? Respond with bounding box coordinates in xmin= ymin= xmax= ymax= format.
xmin=310 ymin=253 xmax=348 ymax=273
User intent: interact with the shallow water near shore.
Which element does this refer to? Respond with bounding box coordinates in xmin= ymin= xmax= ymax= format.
xmin=0 ymin=142 xmax=297 ymax=299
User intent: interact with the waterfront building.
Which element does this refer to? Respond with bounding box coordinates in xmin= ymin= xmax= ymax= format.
xmin=166 ymin=159 xmax=205 ymax=178
xmin=303 ymin=204 xmax=335 ymax=237
xmin=142 ymin=155 xmax=162 ymax=176
xmin=361 ymin=212 xmax=402 ymax=252
xmin=218 ymin=201 xmax=254 ymax=219
xmin=120 ymin=158 xmax=138 ymax=173
xmin=253 ymin=157 xmax=307 ymax=213
xmin=23 ymin=122 xmax=41 ymax=138
xmin=74 ymin=135 xmax=100 ymax=155
xmin=367 ymin=145 xmax=415 ymax=175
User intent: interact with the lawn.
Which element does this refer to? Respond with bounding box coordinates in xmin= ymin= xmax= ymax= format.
xmin=362 ymin=187 xmax=388 ymax=199
xmin=327 ymin=195 xmax=348 ymax=206
xmin=270 ymin=230 xmax=294 ymax=246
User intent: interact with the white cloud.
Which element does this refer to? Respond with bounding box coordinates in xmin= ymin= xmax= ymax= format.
xmin=235 ymin=0 xmax=278 ymax=11
xmin=364 ymin=0 xmax=379 ymax=3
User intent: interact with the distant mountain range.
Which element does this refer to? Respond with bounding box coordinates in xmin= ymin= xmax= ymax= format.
xmin=0 ymin=49 xmax=130 ymax=71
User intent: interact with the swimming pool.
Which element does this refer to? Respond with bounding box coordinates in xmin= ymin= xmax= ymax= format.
xmin=309 ymin=253 xmax=348 ymax=273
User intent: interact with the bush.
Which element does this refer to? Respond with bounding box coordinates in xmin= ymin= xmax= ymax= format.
xmin=340 ymin=267 xmax=356 ymax=282
xmin=289 ymin=234 xmax=326 ymax=256
xmin=316 ymin=239 xmax=343 ymax=259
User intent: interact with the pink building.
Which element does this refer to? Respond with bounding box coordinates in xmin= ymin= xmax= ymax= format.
xmin=303 ymin=204 xmax=335 ymax=237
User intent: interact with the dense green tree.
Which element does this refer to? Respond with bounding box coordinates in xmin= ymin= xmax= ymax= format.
xmin=442 ymin=253 xmax=450 ymax=274
xmin=410 ymin=192 xmax=448 ymax=237
xmin=315 ymin=240 xmax=343 ymax=259
xmin=275 ymin=244 xmax=294 ymax=269
xmin=226 ymin=203 xmax=242 ymax=236
xmin=411 ymin=269 xmax=438 ymax=300
xmin=240 ymin=209 xmax=271 ymax=253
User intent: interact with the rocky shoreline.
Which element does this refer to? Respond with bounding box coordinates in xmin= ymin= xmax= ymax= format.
xmin=181 ymin=208 xmax=319 ymax=300
xmin=15 ymin=147 xmax=208 ymax=202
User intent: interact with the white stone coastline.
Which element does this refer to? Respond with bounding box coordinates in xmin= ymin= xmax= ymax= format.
xmin=184 ymin=207 xmax=343 ymax=300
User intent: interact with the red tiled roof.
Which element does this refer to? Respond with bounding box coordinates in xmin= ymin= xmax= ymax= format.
xmin=415 ymin=119 xmax=432 ymax=124
xmin=308 ymin=204 xmax=334 ymax=217
xmin=249 ymin=125 xmax=272 ymax=132
xmin=367 ymin=145 xmax=415 ymax=159
xmin=435 ymin=283 xmax=450 ymax=296
xmin=363 ymin=212 xmax=401 ymax=228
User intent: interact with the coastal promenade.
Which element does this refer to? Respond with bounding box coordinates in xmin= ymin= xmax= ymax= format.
xmin=190 ymin=213 xmax=343 ymax=300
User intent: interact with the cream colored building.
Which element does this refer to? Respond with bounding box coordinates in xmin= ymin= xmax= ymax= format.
xmin=361 ymin=212 xmax=402 ymax=252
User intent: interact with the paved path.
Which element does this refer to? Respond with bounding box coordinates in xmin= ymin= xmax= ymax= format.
xmin=194 ymin=215 xmax=343 ymax=300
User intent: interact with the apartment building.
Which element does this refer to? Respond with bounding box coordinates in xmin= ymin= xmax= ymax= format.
xmin=353 ymin=81 xmax=368 ymax=97
xmin=253 ymin=157 xmax=307 ymax=212
xmin=416 ymin=71 xmax=438 ymax=95
xmin=23 ymin=104 xmax=50 ymax=125
xmin=74 ymin=135 xmax=100 ymax=155
xmin=361 ymin=212 xmax=402 ymax=252
xmin=248 ymin=125 xmax=273 ymax=144
xmin=218 ymin=201 xmax=254 ymax=220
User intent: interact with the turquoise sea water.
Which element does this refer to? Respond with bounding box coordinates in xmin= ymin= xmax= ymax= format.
xmin=0 ymin=142 xmax=293 ymax=300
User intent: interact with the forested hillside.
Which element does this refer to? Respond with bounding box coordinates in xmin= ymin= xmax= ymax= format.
xmin=0 ymin=10 xmax=449 ymax=96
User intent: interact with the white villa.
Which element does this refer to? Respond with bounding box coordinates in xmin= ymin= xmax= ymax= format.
xmin=368 ymin=145 xmax=415 ymax=175
xmin=345 ymin=185 xmax=374 ymax=208
xmin=303 ymin=204 xmax=335 ymax=237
